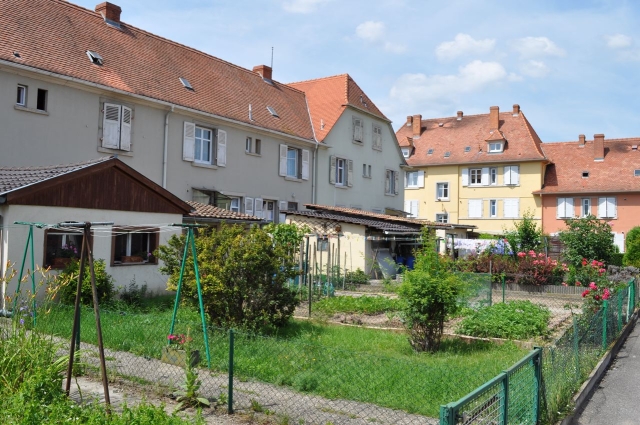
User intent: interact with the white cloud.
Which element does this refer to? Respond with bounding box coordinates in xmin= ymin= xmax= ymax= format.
xmin=511 ymin=37 xmax=565 ymax=58
xmin=520 ymin=60 xmax=549 ymax=78
xmin=389 ymin=60 xmax=508 ymax=106
xmin=435 ymin=33 xmax=495 ymax=61
xmin=355 ymin=21 xmax=406 ymax=54
xmin=604 ymin=34 xmax=632 ymax=49
xmin=282 ymin=0 xmax=331 ymax=14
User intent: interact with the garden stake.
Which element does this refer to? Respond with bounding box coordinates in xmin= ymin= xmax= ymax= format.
xmin=228 ymin=329 xmax=234 ymax=414
xmin=12 ymin=222 xmax=41 ymax=325
xmin=602 ymin=299 xmax=608 ymax=351
xmin=573 ymin=316 xmax=580 ymax=381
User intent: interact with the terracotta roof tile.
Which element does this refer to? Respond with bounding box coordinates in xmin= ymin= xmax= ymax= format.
xmin=288 ymin=74 xmax=388 ymax=142
xmin=537 ymin=138 xmax=640 ymax=194
xmin=288 ymin=210 xmax=421 ymax=233
xmin=304 ymin=204 xmax=449 ymax=228
xmin=0 ymin=0 xmax=314 ymax=140
xmin=395 ymin=108 xmax=547 ymax=166
xmin=187 ymin=201 xmax=262 ymax=221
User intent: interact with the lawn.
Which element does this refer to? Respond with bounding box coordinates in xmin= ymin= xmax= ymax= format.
xmin=36 ymin=299 xmax=527 ymax=418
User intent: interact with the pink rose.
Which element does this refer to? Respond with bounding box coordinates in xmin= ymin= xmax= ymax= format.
xmin=589 ymin=282 xmax=597 ymax=290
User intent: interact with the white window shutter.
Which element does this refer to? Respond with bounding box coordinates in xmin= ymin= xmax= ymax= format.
xmin=557 ymin=198 xmax=565 ymax=219
xmin=244 ymin=197 xmax=254 ymax=215
xmin=404 ymin=200 xmax=411 ymax=215
xmin=353 ymin=118 xmax=363 ymax=141
xmin=347 ymin=160 xmax=354 ymax=187
xmin=514 ymin=198 xmax=520 ymax=217
xmin=278 ymin=200 xmax=288 ymax=223
xmin=469 ymin=199 xmax=482 ymax=218
xmin=504 ymin=167 xmax=511 ymax=185
xmin=566 ymin=198 xmax=574 ymax=218
xmin=418 ymin=170 xmax=425 ymax=188
xmin=216 ymin=129 xmax=227 ymax=167
xmin=512 ymin=166 xmax=520 ymax=185
xmin=301 ymin=149 xmax=310 ymax=180
xmin=329 ymin=155 xmax=336 ymax=184
xmin=609 ymin=197 xmax=617 ymax=218
xmin=182 ymin=121 xmax=196 ymax=161
xmin=279 ymin=144 xmax=288 ymax=176
xmin=102 ymin=103 xmax=121 ymax=149
xmin=504 ymin=198 xmax=519 ymax=218
xmin=481 ymin=167 xmax=489 ymax=186
xmin=598 ymin=198 xmax=606 ymax=218
xmin=394 ymin=171 xmax=399 ymax=194
xmin=385 ymin=172 xmax=390 ymax=193
xmin=120 ymin=106 xmax=132 ymax=151
xmin=404 ymin=172 xmax=409 ymax=188
xmin=462 ymin=168 xmax=469 ymax=186
xmin=254 ymin=198 xmax=263 ymax=219
xmin=411 ymin=200 xmax=419 ymax=218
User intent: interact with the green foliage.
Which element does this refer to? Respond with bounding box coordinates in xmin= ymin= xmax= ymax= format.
xmin=503 ymin=210 xmax=542 ymax=255
xmin=264 ymin=222 xmax=307 ymax=256
xmin=478 ymin=233 xmax=499 ymax=240
xmin=118 ymin=277 xmax=148 ymax=307
xmin=174 ymin=336 xmax=210 ymax=411
xmin=398 ymin=229 xmax=465 ymax=352
xmin=312 ymin=295 xmax=402 ymax=315
xmin=623 ymin=226 xmax=640 ymax=267
xmin=344 ymin=268 xmax=370 ymax=286
xmin=457 ymin=301 xmax=550 ymax=339
xmin=156 ymin=224 xmax=300 ymax=332
xmin=559 ymin=215 xmax=615 ymax=267
xmin=56 ymin=259 xmax=115 ymax=306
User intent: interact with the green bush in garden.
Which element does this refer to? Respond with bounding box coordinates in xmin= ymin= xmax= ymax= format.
xmin=456 ymin=300 xmax=550 ymax=340
xmin=56 ymin=259 xmax=115 ymax=306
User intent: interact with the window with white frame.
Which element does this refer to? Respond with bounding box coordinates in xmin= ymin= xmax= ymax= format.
xmin=16 ymin=84 xmax=26 ymax=106
xmin=102 ymin=102 xmax=132 ymax=151
xmin=401 ymin=148 xmax=410 ymax=158
xmin=490 ymin=167 xmax=497 ymax=185
xmin=468 ymin=199 xmax=483 ymax=218
xmin=405 ymin=170 xmax=424 ymax=188
xmin=598 ymin=197 xmax=617 ymax=218
xmin=112 ymin=227 xmax=159 ymax=265
xmin=470 ymin=168 xmax=482 ymax=185
xmin=261 ymin=200 xmax=276 ymax=222
xmin=183 ymin=122 xmax=226 ymax=166
xmin=385 ymin=169 xmax=399 ymax=195
xmin=245 ymin=137 xmax=261 ymax=155
xmin=557 ymin=197 xmax=574 ymax=219
xmin=279 ymin=144 xmax=309 ymax=180
xmin=230 ymin=197 xmax=240 ymax=212
xmin=435 ymin=213 xmax=449 ymax=223
xmin=373 ymin=125 xmax=382 ymax=150
xmin=503 ymin=165 xmax=520 ymax=185
xmin=336 ymin=157 xmax=346 ymax=186
xmin=436 ymin=182 xmax=449 ymax=200
xmin=405 ymin=200 xmax=419 ymax=218
xmin=489 ymin=200 xmax=497 ymax=218
xmin=353 ymin=117 xmax=364 ymax=143
xmin=245 ymin=137 xmax=252 ymax=152
xmin=581 ymin=198 xmax=591 ymax=217
xmin=330 ymin=156 xmax=352 ymax=187
xmin=488 ymin=142 xmax=504 ymax=153
xmin=504 ymin=198 xmax=520 ymax=218
xmin=362 ymin=163 xmax=372 ymax=178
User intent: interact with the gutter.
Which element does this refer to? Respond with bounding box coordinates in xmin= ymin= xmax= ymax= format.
xmin=162 ymin=105 xmax=175 ymax=189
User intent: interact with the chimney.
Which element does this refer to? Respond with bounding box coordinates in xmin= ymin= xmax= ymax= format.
xmin=457 ymin=111 xmax=463 ymax=121
xmin=594 ymin=134 xmax=605 ymax=161
xmin=578 ymin=134 xmax=586 ymax=147
xmin=95 ymin=2 xmax=121 ymax=23
xmin=512 ymin=104 xmax=520 ymax=116
xmin=406 ymin=116 xmax=413 ymax=127
xmin=412 ymin=114 xmax=422 ymax=138
xmin=252 ymin=65 xmax=272 ymax=81
xmin=489 ymin=106 xmax=499 ymax=129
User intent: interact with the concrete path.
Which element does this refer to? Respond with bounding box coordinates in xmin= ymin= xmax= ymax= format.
xmin=574 ymin=321 xmax=640 ymax=425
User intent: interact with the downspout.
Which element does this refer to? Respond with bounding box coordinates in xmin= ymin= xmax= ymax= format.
xmin=162 ymin=105 xmax=175 ymax=189
xmin=302 ymin=97 xmax=320 ymax=204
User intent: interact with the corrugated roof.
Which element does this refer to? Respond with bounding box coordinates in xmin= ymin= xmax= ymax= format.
xmin=0 ymin=0 xmax=314 ymax=141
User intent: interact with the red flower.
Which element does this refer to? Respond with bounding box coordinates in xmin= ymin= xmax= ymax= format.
xmin=582 ymin=258 xmax=588 ymax=266
xmin=582 ymin=290 xmax=590 ymax=297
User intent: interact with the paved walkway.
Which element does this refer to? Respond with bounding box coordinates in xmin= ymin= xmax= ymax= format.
xmin=574 ymin=321 xmax=640 ymax=425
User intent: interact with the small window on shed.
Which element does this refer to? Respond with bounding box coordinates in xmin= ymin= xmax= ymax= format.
xmin=427 ymin=148 xmax=434 ymax=155
xmin=582 ymin=171 xmax=589 ymax=178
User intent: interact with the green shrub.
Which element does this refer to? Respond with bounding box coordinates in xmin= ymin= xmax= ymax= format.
xmin=56 ymin=259 xmax=115 ymax=306
xmin=559 ymin=215 xmax=615 ymax=267
xmin=118 ymin=277 xmax=148 ymax=307
xmin=623 ymin=226 xmax=640 ymax=267
xmin=610 ymin=252 xmax=624 ymax=267
xmin=456 ymin=301 xmax=550 ymax=340
xmin=344 ymin=268 xmax=370 ymax=286
xmin=292 ymin=371 xmax=319 ymax=392
xmin=503 ymin=210 xmax=542 ymax=255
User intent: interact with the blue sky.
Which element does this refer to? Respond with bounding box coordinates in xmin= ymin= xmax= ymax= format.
xmin=74 ymin=0 xmax=640 ymax=142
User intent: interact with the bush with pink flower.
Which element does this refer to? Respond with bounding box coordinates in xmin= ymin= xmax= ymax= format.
xmin=508 ymin=251 xmax=567 ymax=286
xmin=580 ymin=280 xmax=625 ymax=311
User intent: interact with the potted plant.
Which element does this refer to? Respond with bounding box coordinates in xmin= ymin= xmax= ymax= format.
xmin=161 ymin=333 xmax=200 ymax=368
xmin=54 ymin=242 xmax=78 ymax=268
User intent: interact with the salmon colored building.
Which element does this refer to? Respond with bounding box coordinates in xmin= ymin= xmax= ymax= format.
xmin=536 ymin=135 xmax=640 ymax=252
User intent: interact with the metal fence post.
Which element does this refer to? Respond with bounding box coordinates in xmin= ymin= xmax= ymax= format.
xmin=228 ymin=329 xmax=234 ymax=414
xmin=602 ymin=300 xmax=608 ymax=351
xmin=617 ymin=290 xmax=623 ymax=331
xmin=502 ymin=275 xmax=506 ymax=304
xmin=501 ymin=373 xmax=509 ymax=425
xmin=439 ymin=404 xmax=455 ymax=425
xmin=573 ymin=316 xmax=580 ymax=382
xmin=534 ymin=348 xmax=542 ymax=424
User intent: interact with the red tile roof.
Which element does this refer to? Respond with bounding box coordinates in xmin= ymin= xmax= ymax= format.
xmin=288 ymin=74 xmax=388 ymax=142
xmin=536 ymin=138 xmax=640 ymax=194
xmin=304 ymin=204 xmax=451 ymax=228
xmin=395 ymin=108 xmax=547 ymax=166
xmin=0 ymin=0 xmax=314 ymax=141
xmin=187 ymin=201 xmax=262 ymax=221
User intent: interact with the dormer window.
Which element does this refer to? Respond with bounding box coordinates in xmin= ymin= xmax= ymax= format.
xmin=401 ymin=148 xmax=410 ymax=158
xmin=634 ymin=169 xmax=640 ymax=177
xmin=444 ymin=151 xmax=451 ymax=158
xmin=427 ymin=148 xmax=434 ymax=155
xmin=464 ymin=146 xmax=471 ymax=152
xmin=488 ymin=142 xmax=503 ymax=153
xmin=582 ymin=171 xmax=589 ymax=178
xmin=86 ymin=50 xmax=103 ymax=65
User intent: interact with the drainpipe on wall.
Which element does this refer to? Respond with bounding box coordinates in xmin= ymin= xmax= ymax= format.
xmin=302 ymin=97 xmax=320 ymax=204
xmin=162 ymin=105 xmax=175 ymax=189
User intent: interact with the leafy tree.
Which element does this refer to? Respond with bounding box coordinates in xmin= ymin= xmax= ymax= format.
xmin=503 ymin=210 xmax=542 ymax=256
xmin=623 ymin=226 xmax=640 ymax=267
xmin=398 ymin=229 xmax=464 ymax=352
xmin=156 ymin=224 xmax=300 ymax=332
xmin=56 ymin=259 xmax=115 ymax=306
xmin=559 ymin=215 xmax=615 ymax=267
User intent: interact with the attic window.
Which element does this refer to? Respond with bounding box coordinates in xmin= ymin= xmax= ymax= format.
xmin=488 ymin=142 xmax=504 ymax=153
xmin=582 ymin=171 xmax=589 ymax=178
xmin=179 ymin=77 xmax=193 ymax=90
xmin=267 ymin=106 xmax=279 ymax=118
xmin=633 ymin=145 xmax=638 ymax=151
xmin=635 ymin=170 xmax=640 ymax=177
xmin=427 ymin=148 xmax=434 ymax=155
xmin=13 ymin=51 xmax=20 ymax=58
xmin=86 ymin=50 xmax=103 ymax=65
xmin=401 ymin=148 xmax=410 ymax=158
xmin=464 ymin=146 xmax=471 ymax=152
xmin=444 ymin=151 xmax=451 ymax=158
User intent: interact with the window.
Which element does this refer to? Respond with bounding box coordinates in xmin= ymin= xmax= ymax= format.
xmin=244 ymin=137 xmax=261 ymax=155
xmin=229 ymin=198 xmax=240 ymax=212
xmin=427 ymin=148 xmax=434 ymax=155
xmin=444 ymin=151 xmax=451 ymax=158
xmin=36 ymin=89 xmax=47 ymax=111
xmin=102 ymin=103 xmax=132 ymax=151
xmin=504 ymin=198 xmax=520 ymax=218
xmin=436 ymin=182 xmax=449 ymax=200
xmin=362 ymin=164 xmax=372 ymax=178
xmin=353 ymin=117 xmax=363 ymax=142
xmin=464 ymin=146 xmax=471 ymax=152
xmin=557 ymin=197 xmax=574 ymax=219
xmin=279 ymin=145 xmax=309 ymax=180
xmin=635 ymin=169 xmax=640 ymax=177
xmin=581 ymin=198 xmax=591 ymax=217
xmin=330 ymin=156 xmax=352 ymax=187
xmin=504 ymin=165 xmax=520 ymax=185
xmin=255 ymin=139 xmax=261 ymax=155
xmin=401 ymin=148 xmax=410 ymax=158
xmin=405 ymin=170 xmax=424 ymax=188
xmin=183 ymin=122 xmax=226 ymax=166
xmin=435 ymin=213 xmax=449 ymax=223
xmin=194 ymin=126 xmax=213 ymax=164
xmin=582 ymin=171 xmax=589 ymax=178
xmin=112 ymin=227 xmax=159 ymax=265
xmin=179 ymin=77 xmax=193 ymax=90
xmin=490 ymin=200 xmax=497 ymax=217
xmin=45 ymin=230 xmax=86 ymax=269
xmin=470 ymin=168 xmax=482 ymax=185
xmin=288 ymin=202 xmax=298 ymax=211
xmin=490 ymin=167 xmax=497 ymax=185
xmin=385 ymin=169 xmax=398 ymax=195
xmin=373 ymin=125 xmax=382 ymax=150
xmin=318 ymin=236 xmax=329 ymax=252
xmin=468 ymin=199 xmax=483 ymax=218
xmin=16 ymin=85 xmax=26 ymax=106
xmin=86 ymin=50 xmax=103 ymax=65
xmin=261 ymin=200 xmax=276 ymax=222
xmin=405 ymin=200 xmax=419 ymax=218
xmin=598 ymin=197 xmax=617 ymax=218
xmin=367 ymin=165 xmax=372 ymax=178
xmin=488 ymin=142 xmax=503 ymax=153
xmin=245 ymin=137 xmax=252 ymax=152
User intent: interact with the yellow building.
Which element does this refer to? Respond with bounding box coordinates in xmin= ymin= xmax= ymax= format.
xmin=396 ymin=105 xmax=548 ymax=235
